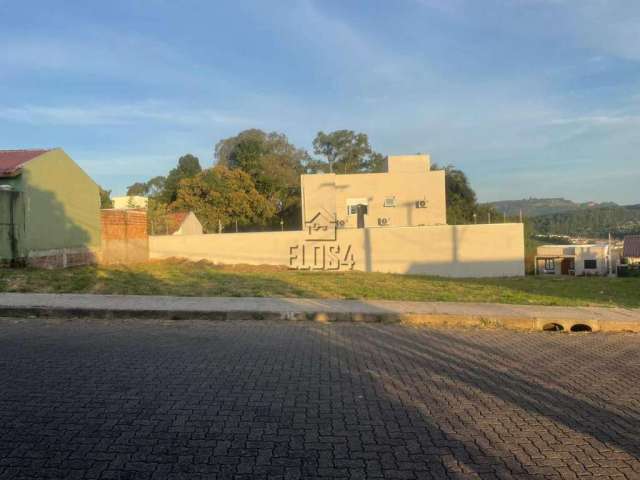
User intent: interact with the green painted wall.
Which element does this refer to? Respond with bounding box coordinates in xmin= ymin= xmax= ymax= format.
xmin=21 ymin=149 xmax=100 ymax=253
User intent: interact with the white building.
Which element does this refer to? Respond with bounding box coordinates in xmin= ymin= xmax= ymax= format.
xmin=112 ymin=196 xmax=148 ymax=209
xmin=535 ymin=244 xmax=618 ymax=276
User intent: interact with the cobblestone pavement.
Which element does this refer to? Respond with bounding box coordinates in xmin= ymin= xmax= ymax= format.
xmin=0 ymin=319 xmax=638 ymax=479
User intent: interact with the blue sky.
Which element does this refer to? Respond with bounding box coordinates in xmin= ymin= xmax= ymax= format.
xmin=1 ymin=0 xmax=639 ymax=203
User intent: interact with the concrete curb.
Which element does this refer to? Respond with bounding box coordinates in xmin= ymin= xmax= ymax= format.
xmin=1 ymin=302 xmax=639 ymax=333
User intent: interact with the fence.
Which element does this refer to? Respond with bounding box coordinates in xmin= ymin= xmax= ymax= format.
xmin=149 ymin=223 xmax=525 ymax=278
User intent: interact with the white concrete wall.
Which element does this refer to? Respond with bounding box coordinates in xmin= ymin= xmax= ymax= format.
xmin=150 ymin=223 xmax=525 ymax=278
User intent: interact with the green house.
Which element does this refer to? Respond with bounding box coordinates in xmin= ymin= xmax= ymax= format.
xmin=0 ymin=149 xmax=100 ymax=267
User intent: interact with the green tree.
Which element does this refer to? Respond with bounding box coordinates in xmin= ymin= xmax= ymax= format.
xmin=432 ymin=164 xmax=497 ymax=225
xmin=147 ymin=198 xmax=170 ymax=235
xmin=174 ymin=166 xmax=275 ymax=233
xmin=312 ymin=130 xmax=384 ymax=174
xmin=126 ymin=182 xmax=148 ymax=196
xmin=99 ymin=187 xmax=113 ymax=209
xmin=161 ymin=154 xmax=202 ymax=204
xmin=215 ymin=129 xmax=308 ymax=228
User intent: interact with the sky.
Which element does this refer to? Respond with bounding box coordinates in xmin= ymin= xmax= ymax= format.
xmin=0 ymin=0 xmax=639 ymax=204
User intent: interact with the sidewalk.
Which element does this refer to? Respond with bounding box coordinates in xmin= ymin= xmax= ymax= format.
xmin=1 ymin=293 xmax=639 ymax=332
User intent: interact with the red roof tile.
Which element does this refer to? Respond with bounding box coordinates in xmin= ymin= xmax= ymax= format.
xmin=0 ymin=149 xmax=51 ymax=175
xmin=167 ymin=212 xmax=190 ymax=234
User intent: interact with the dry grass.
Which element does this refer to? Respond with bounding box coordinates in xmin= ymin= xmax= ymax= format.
xmin=1 ymin=258 xmax=638 ymax=308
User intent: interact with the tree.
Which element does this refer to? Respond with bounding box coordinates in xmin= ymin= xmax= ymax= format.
xmin=174 ymin=166 xmax=275 ymax=233
xmin=161 ymin=154 xmax=202 ymax=204
xmin=432 ymin=164 xmax=496 ymax=225
xmin=126 ymin=182 xmax=148 ymax=196
xmin=215 ymin=129 xmax=309 ymax=228
xmin=147 ymin=198 xmax=170 ymax=235
xmin=99 ymin=187 xmax=113 ymax=209
xmin=312 ymin=130 xmax=384 ymax=174
xmin=127 ymin=176 xmax=167 ymax=198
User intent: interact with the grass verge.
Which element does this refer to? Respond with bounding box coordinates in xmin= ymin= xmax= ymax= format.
xmin=1 ymin=259 xmax=638 ymax=308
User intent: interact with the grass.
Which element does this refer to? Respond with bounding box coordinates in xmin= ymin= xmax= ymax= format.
xmin=1 ymin=259 xmax=638 ymax=308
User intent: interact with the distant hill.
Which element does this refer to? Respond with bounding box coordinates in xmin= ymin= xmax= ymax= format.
xmin=486 ymin=198 xmax=618 ymax=217
xmin=530 ymin=206 xmax=640 ymax=238
xmin=483 ymin=198 xmax=640 ymax=238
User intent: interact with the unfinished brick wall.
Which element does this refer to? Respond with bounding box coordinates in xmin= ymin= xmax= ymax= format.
xmin=100 ymin=209 xmax=149 ymax=264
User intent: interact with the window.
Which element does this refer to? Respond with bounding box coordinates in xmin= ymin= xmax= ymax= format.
xmin=347 ymin=204 xmax=367 ymax=215
xmin=383 ymin=196 xmax=396 ymax=207
xmin=544 ymin=259 xmax=555 ymax=271
xmin=584 ymin=259 xmax=597 ymax=269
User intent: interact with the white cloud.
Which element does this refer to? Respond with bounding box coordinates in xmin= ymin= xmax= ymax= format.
xmin=0 ymin=102 xmax=252 ymax=127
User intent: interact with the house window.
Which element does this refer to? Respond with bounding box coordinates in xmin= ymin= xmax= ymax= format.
xmin=544 ymin=259 xmax=555 ymax=271
xmin=584 ymin=259 xmax=597 ymax=269
xmin=347 ymin=204 xmax=367 ymax=215
xmin=383 ymin=196 xmax=396 ymax=207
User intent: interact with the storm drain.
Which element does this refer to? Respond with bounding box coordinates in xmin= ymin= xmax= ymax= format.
xmin=570 ymin=324 xmax=593 ymax=332
xmin=543 ymin=323 xmax=564 ymax=332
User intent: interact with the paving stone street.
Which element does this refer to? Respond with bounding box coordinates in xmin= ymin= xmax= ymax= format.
xmin=0 ymin=318 xmax=638 ymax=479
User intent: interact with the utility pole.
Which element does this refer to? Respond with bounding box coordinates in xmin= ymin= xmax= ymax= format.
xmin=488 ymin=212 xmax=491 ymax=224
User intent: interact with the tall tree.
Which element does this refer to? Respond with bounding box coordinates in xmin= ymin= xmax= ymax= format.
xmin=174 ymin=166 xmax=275 ymax=233
xmin=161 ymin=154 xmax=201 ymax=204
xmin=312 ymin=130 xmax=384 ymax=174
xmin=215 ymin=129 xmax=308 ymax=228
xmin=127 ymin=176 xmax=167 ymax=198
xmin=126 ymin=182 xmax=148 ymax=196
xmin=432 ymin=164 xmax=496 ymax=225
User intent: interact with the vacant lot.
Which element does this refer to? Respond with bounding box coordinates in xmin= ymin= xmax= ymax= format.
xmin=1 ymin=259 xmax=638 ymax=308
xmin=0 ymin=318 xmax=638 ymax=479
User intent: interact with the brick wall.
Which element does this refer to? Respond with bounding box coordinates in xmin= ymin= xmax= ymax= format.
xmin=100 ymin=209 xmax=149 ymax=264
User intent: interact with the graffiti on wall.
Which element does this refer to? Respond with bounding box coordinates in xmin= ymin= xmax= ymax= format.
xmin=288 ymin=209 xmax=355 ymax=270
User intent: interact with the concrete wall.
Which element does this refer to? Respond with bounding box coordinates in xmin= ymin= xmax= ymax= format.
xmin=22 ymin=149 xmax=101 ymax=253
xmin=150 ymin=223 xmax=525 ymax=278
xmin=384 ymin=154 xmax=431 ymax=173
xmin=301 ymin=154 xmax=446 ymax=230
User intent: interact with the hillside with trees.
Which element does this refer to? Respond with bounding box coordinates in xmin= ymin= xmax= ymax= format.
xmin=529 ymin=206 xmax=640 ymax=238
xmin=488 ymin=197 xmax=618 ymax=217
xmin=486 ymin=197 xmax=640 ymax=238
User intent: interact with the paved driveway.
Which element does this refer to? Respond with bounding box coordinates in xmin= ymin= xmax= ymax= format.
xmin=0 ymin=319 xmax=638 ymax=479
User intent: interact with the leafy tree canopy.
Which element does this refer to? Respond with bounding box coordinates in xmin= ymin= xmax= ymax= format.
xmin=174 ymin=166 xmax=275 ymax=233
xmin=312 ymin=130 xmax=385 ymax=174
xmin=215 ymin=129 xmax=309 ymax=227
xmin=432 ymin=164 xmax=496 ymax=225
xmin=126 ymin=176 xmax=166 ymax=198
xmin=161 ymin=154 xmax=202 ymax=204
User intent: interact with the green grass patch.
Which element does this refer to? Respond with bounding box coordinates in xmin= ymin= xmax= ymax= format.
xmin=1 ymin=259 xmax=638 ymax=308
